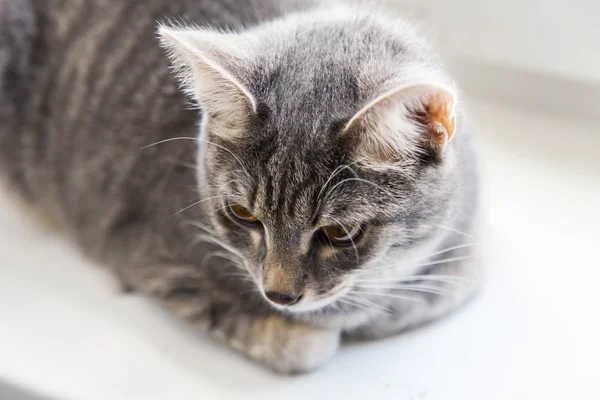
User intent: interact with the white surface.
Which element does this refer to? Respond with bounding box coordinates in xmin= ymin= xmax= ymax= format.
xmin=1 ymin=97 xmax=599 ymax=400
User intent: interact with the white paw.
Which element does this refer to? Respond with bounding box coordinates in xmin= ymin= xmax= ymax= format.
xmin=247 ymin=316 xmax=341 ymax=374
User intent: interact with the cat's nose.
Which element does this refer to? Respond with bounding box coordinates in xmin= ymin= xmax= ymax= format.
xmin=262 ymin=260 xmax=304 ymax=306
xmin=264 ymin=291 xmax=303 ymax=306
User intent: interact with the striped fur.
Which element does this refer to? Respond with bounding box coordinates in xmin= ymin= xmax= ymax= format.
xmin=0 ymin=0 xmax=481 ymax=373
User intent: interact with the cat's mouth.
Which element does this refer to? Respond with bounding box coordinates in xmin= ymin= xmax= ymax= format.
xmin=262 ymin=278 xmax=354 ymax=313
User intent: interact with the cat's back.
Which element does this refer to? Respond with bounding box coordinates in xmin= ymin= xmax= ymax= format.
xmin=0 ymin=0 xmax=305 ymax=255
xmin=0 ymin=0 xmax=298 ymax=220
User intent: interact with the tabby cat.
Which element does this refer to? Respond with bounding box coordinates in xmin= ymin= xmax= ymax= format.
xmin=0 ymin=0 xmax=481 ymax=373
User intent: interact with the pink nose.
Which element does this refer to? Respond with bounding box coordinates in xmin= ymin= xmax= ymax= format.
xmin=265 ymin=291 xmax=302 ymax=306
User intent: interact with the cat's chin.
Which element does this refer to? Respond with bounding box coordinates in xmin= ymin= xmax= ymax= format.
xmin=278 ymin=297 xmax=336 ymax=313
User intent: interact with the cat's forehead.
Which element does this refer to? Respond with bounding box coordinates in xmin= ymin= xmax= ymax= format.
xmin=251 ymin=59 xmax=360 ymax=138
xmin=247 ymin=17 xmax=424 ymax=134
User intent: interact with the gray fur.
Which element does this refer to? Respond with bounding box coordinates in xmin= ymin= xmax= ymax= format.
xmin=0 ymin=0 xmax=481 ymax=373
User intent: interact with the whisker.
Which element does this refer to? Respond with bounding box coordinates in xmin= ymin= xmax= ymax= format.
xmin=328 ymin=301 xmax=343 ymax=312
xmin=337 ymin=297 xmax=373 ymax=313
xmin=316 ymin=162 xmax=361 ymax=203
xmin=200 ymin=203 xmax=235 ymax=224
xmin=187 ymin=220 xmax=218 ymax=236
xmin=197 ymin=234 xmax=257 ymax=281
xmin=367 ymin=254 xmax=390 ymax=263
xmin=354 ymin=284 xmax=453 ymax=296
xmin=191 ymin=224 xmax=259 ymax=283
xmin=220 ymin=272 xmax=254 ymax=285
xmin=378 ymin=242 xmax=479 ymax=265
xmin=223 ymin=272 xmax=252 ymax=278
xmin=141 ymin=137 xmax=200 ymax=148
xmin=349 ymin=291 xmax=426 ymax=304
xmin=209 ymin=250 xmax=242 ymax=262
xmin=353 ymin=274 xmax=471 ymax=284
xmin=323 ymin=177 xmax=394 ymax=204
xmin=325 ymin=236 xmax=339 ymax=263
xmin=344 ymin=294 xmax=394 ymax=315
xmin=141 ymin=137 xmax=254 ymax=183
xmin=195 ymin=233 xmax=245 ymax=261
xmin=361 ymin=242 xmax=479 ymax=273
xmin=168 ymin=177 xmax=242 ymax=221
xmin=164 ymin=158 xmax=199 ymax=170
xmin=360 ymin=254 xmax=474 ymax=274
xmin=167 ymin=194 xmax=227 ymax=220
xmin=202 ymin=251 xmax=244 ymax=269
xmin=330 ymin=216 xmax=359 ymax=262
xmin=433 ymin=224 xmax=475 ymax=240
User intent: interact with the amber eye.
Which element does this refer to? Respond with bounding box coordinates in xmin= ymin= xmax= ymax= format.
xmin=227 ymin=204 xmax=259 ymax=223
xmin=320 ymin=224 xmax=363 ymax=246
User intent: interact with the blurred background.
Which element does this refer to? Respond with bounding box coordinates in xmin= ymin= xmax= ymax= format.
xmin=1 ymin=1 xmax=599 ymax=399
xmin=378 ymin=0 xmax=600 ymax=119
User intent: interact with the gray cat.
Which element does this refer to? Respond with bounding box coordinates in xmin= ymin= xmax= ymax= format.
xmin=0 ymin=0 xmax=481 ymax=373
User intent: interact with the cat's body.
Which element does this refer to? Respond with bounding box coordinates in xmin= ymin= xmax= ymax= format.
xmin=1 ymin=0 xmax=481 ymax=373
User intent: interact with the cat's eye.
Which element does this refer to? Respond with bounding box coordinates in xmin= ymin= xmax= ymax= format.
xmin=227 ymin=204 xmax=259 ymax=223
xmin=320 ymin=224 xmax=363 ymax=246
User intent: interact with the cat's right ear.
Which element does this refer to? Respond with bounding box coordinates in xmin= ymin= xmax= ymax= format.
xmin=158 ymin=25 xmax=258 ymax=133
xmin=342 ymin=82 xmax=457 ymax=164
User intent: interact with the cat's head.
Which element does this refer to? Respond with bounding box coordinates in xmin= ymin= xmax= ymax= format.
xmin=159 ymin=6 xmax=461 ymax=312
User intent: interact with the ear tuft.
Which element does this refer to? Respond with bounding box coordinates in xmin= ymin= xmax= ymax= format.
xmin=343 ymin=82 xmax=457 ymax=162
xmin=157 ymin=25 xmax=258 ymax=134
xmin=413 ymin=89 xmax=456 ymax=151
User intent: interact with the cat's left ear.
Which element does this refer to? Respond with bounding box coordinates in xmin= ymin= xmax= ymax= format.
xmin=158 ymin=25 xmax=257 ymax=133
xmin=343 ymin=82 xmax=457 ymax=162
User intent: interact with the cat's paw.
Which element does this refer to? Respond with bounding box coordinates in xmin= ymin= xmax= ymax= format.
xmin=245 ymin=316 xmax=340 ymax=374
